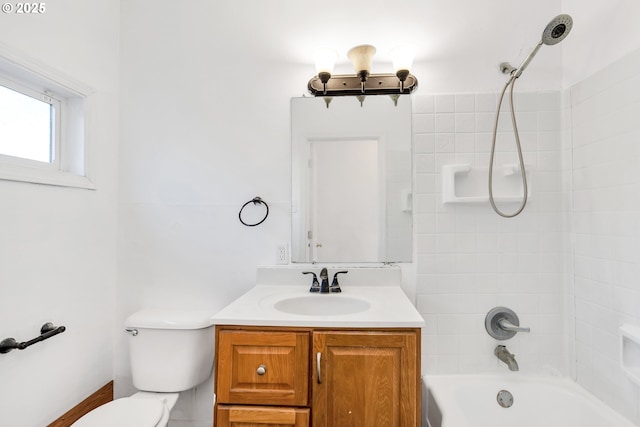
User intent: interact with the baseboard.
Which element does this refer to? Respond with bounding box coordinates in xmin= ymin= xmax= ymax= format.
xmin=48 ymin=381 xmax=114 ymax=427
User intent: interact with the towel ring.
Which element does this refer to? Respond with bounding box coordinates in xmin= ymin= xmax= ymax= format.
xmin=239 ymin=197 xmax=269 ymax=227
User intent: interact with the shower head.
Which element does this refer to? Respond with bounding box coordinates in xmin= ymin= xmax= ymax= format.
xmin=511 ymin=13 xmax=573 ymax=78
xmin=541 ymin=14 xmax=573 ymax=45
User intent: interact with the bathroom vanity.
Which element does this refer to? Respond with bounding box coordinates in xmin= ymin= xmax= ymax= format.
xmin=211 ymin=267 xmax=424 ymax=427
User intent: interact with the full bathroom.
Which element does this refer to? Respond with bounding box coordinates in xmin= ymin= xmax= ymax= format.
xmin=0 ymin=1 xmax=639 ymax=426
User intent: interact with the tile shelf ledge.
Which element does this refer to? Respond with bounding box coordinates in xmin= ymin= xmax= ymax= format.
xmin=442 ymin=163 xmax=532 ymax=204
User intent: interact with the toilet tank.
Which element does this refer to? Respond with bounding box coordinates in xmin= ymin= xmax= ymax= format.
xmin=125 ymin=309 xmax=215 ymax=392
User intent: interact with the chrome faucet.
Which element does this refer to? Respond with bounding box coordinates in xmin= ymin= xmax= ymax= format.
xmin=495 ymin=345 xmax=519 ymax=371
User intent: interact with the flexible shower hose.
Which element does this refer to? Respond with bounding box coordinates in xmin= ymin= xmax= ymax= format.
xmin=488 ymin=75 xmax=528 ymax=217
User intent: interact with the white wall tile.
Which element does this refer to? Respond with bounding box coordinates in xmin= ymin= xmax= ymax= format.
xmin=417 ymin=234 xmax=436 ymax=254
xmin=435 ymin=113 xmax=455 ymax=133
xmin=414 ymin=133 xmax=435 ymax=153
xmin=475 ymin=93 xmax=497 ymax=112
xmin=455 ymin=133 xmax=475 ymax=153
xmin=455 ymin=94 xmax=475 ymax=112
xmin=415 ymin=154 xmax=435 ymax=173
xmin=435 ymin=133 xmax=455 ymax=152
xmin=435 ymin=94 xmax=455 ymax=113
xmin=476 ymin=112 xmax=496 ymax=132
xmin=414 ymin=113 xmax=435 ymax=133
xmin=413 ymin=82 xmax=615 ymax=395
xmin=569 ymin=49 xmax=640 ymax=421
xmin=455 ymin=113 xmax=476 ymax=133
xmin=538 ymin=91 xmax=560 ymax=111
xmin=414 ymin=90 xmax=565 ymax=377
xmin=538 ymin=111 xmax=561 ymax=131
xmin=515 ymin=92 xmax=538 ymax=112
xmin=414 ymin=94 xmax=435 ymax=114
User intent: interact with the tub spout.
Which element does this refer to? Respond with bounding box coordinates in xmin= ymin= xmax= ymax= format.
xmin=495 ymin=345 xmax=519 ymax=371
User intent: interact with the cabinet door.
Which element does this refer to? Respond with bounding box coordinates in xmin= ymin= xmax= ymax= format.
xmin=216 ymin=405 xmax=310 ymax=427
xmin=312 ymin=330 xmax=419 ymax=427
xmin=216 ymin=330 xmax=309 ymax=406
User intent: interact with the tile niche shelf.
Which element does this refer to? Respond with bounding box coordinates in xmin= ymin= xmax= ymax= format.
xmin=441 ymin=164 xmax=531 ymax=204
xmin=621 ymin=324 xmax=640 ymax=385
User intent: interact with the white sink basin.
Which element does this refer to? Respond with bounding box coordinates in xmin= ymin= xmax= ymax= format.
xmin=272 ymin=295 xmax=371 ymax=316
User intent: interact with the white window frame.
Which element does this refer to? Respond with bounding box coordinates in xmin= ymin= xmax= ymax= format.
xmin=0 ymin=75 xmax=62 ymax=169
xmin=0 ymin=43 xmax=95 ymax=189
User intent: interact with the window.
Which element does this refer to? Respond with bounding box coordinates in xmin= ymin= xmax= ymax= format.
xmin=0 ymin=46 xmax=94 ymax=189
xmin=0 ymin=78 xmax=60 ymax=164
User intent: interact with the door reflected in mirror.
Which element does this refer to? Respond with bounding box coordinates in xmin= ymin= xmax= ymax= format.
xmin=291 ymin=96 xmax=413 ymax=263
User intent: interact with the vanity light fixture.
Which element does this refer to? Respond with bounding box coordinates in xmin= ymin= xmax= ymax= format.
xmin=314 ymin=48 xmax=338 ymax=95
xmin=390 ymin=44 xmax=415 ymax=92
xmin=347 ymin=44 xmax=376 ymax=93
xmin=307 ymin=44 xmax=418 ymax=98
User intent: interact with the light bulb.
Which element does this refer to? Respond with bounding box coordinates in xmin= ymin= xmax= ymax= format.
xmin=314 ymin=48 xmax=337 ymax=95
xmin=390 ymin=45 xmax=415 ymax=73
xmin=390 ymin=45 xmax=415 ymax=92
xmin=314 ymin=48 xmax=337 ymax=75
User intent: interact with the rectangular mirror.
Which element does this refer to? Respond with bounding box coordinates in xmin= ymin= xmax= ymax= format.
xmin=291 ymin=96 xmax=413 ymax=263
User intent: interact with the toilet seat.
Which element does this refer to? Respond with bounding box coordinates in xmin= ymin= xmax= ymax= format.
xmin=71 ymin=397 xmax=165 ymax=427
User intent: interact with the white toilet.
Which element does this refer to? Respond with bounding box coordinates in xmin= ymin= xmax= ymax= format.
xmin=72 ymin=308 xmax=215 ymax=427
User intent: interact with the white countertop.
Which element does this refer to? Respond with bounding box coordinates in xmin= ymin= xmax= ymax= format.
xmin=211 ymin=284 xmax=425 ymax=328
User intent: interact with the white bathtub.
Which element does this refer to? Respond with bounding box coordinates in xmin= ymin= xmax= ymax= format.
xmin=423 ymin=374 xmax=636 ymax=427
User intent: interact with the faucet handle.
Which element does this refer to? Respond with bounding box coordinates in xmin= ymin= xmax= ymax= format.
xmin=485 ymin=307 xmax=530 ymax=340
xmin=303 ymin=272 xmax=320 ymax=293
xmin=497 ymin=318 xmax=530 ymax=333
xmin=330 ymin=271 xmax=348 ymax=293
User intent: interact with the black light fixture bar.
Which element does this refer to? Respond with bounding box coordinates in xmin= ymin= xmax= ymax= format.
xmin=308 ymin=73 xmax=418 ymax=97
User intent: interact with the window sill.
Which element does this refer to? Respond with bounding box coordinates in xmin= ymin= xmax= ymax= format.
xmin=0 ymin=163 xmax=95 ymax=190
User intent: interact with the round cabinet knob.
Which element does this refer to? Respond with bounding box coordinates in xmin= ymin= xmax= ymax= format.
xmin=256 ymin=364 xmax=267 ymax=375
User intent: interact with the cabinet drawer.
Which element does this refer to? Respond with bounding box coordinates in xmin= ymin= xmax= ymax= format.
xmin=216 ymin=405 xmax=310 ymax=427
xmin=216 ymin=330 xmax=309 ymax=406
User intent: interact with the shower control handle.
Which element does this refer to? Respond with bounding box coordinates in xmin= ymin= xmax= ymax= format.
xmin=485 ymin=307 xmax=531 ymax=340
xmin=497 ymin=318 xmax=530 ymax=333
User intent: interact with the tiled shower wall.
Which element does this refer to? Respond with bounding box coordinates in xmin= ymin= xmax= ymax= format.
xmin=570 ymin=48 xmax=640 ymax=423
xmin=412 ymin=91 xmax=568 ymax=375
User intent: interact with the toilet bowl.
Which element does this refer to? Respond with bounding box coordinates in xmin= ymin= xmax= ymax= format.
xmin=71 ymin=308 xmax=215 ymax=427
xmin=71 ymin=392 xmax=179 ymax=427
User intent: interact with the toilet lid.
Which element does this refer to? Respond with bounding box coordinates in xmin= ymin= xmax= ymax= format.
xmin=72 ymin=398 xmax=164 ymax=427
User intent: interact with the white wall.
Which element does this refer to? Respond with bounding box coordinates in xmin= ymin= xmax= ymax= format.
xmin=6 ymin=1 xmax=640 ymax=426
xmin=568 ymin=47 xmax=640 ymax=425
xmin=0 ymin=1 xmax=120 ymax=426
xmin=562 ymin=0 xmax=640 ymax=88
xmin=560 ymin=1 xmax=640 ymax=424
xmin=413 ymin=91 xmax=566 ymax=375
xmin=116 ymin=2 xmax=295 ymax=426
xmin=116 ymin=2 xmax=567 ymax=425
xmin=562 ymin=0 xmax=640 ymax=420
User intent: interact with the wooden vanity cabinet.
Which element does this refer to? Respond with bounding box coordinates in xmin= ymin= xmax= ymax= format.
xmin=216 ymin=329 xmax=310 ymax=406
xmin=216 ymin=405 xmax=310 ymax=427
xmin=312 ymin=330 xmax=419 ymax=427
xmin=214 ymin=326 xmax=420 ymax=427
